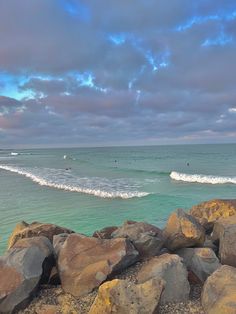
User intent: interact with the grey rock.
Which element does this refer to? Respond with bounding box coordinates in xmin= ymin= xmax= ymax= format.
xmin=177 ymin=247 xmax=221 ymax=282
xmin=137 ymin=253 xmax=190 ymax=304
xmin=111 ymin=221 xmax=164 ymax=259
xmin=0 ymin=245 xmax=48 ymax=313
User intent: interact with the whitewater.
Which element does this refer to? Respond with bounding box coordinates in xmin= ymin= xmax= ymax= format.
xmin=1 ymin=144 xmax=236 ymax=254
xmin=170 ymin=171 xmax=236 ymax=185
xmin=0 ymin=164 xmax=149 ymax=199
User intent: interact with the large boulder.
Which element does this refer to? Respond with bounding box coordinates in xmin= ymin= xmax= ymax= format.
xmin=0 ymin=238 xmax=54 ymax=313
xmin=89 ymin=278 xmax=164 ymax=314
xmin=189 ymin=199 xmax=236 ymax=232
xmin=8 ymin=221 xmax=74 ymax=249
xmin=137 ymin=253 xmax=190 ymax=304
xmin=163 ymin=208 xmax=205 ymax=251
xmin=212 ymin=214 xmax=236 ymax=242
xmin=211 ymin=215 xmax=236 ymax=267
xmin=202 ymin=265 xmax=236 ymax=314
xmin=93 ymin=226 xmax=118 ymax=239
xmin=111 ymin=221 xmax=165 ymax=259
xmin=218 ymin=225 xmax=236 ymax=267
xmin=177 ymin=247 xmax=221 ymax=283
xmin=12 ymin=236 xmax=55 ymax=284
xmin=57 ymin=233 xmax=139 ymax=297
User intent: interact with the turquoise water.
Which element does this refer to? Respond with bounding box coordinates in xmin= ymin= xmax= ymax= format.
xmin=0 ymin=144 xmax=236 ymax=253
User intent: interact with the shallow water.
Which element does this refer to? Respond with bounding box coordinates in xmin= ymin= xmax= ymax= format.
xmin=1 ymin=144 xmax=236 ymax=253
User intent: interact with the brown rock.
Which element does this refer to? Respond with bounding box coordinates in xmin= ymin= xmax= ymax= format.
xmin=211 ymin=215 xmax=236 ymax=267
xmin=212 ymin=214 xmax=236 ymax=242
xmin=137 ymin=253 xmax=190 ymax=304
xmin=93 ymin=226 xmax=118 ymax=239
xmin=111 ymin=221 xmax=165 ymax=259
xmin=57 ymin=233 xmax=139 ymax=297
xmin=0 ymin=244 xmax=51 ymax=313
xmin=189 ymin=199 xmax=236 ymax=232
xmin=202 ymin=265 xmax=236 ymax=314
xmin=89 ymin=278 xmax=164 ymax=314
xmin=164 ymin=208 xmax=205 ymax=251
xmin=8 ymin=221 xmax=74 ymax=249
xmin=177 ymin=247 xmax=221 ymax=283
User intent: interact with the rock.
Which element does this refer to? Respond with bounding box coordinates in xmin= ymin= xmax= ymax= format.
xmin=163 ymin=208 xmax=205 ymax=251
xmin=93 ymin=226 xmax=118 ymax=239
xmin=202 ymin=265 xmax=236 ymax=314
xmin=212 ymin=214 xmax=236 ymax=242
xmin=211 ymin=215 xmax=236 ymax=267
xmin=0 ymin=244 xmax=51 ymax=313
xmin=219 ymin=226 xmax=236 ymax=267
xmin=189 ymin=199 xmax=236 ymax=232
xmin=57 ymin=233 xmax=139 ymax=297
xmin=177 ymin=247 xmax=221 ymax=283
xmin=8 ymin=221 xmax=74 ymax=249
xmin=53 ymin=233 xmax=70 ymax=257
xmin=12 ymin=236 xmax=55 ymax=284
xmin=111 ymin=221 xmax=165 ymax=259
xmin=36 ymin=304 xmax=60 ymax=314
xmin=203 ymin=236 xmax=218 ymax=253
xmin=89 ymin=278 xmax=164 ymax=314
xmin=137 ymin=253 xmax=190 ymax=304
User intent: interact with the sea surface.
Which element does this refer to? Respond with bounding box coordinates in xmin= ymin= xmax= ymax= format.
xmin=0 ymin=144 xmax=236 ymax=253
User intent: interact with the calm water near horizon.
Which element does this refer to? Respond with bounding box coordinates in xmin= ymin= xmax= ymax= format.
xmin=0 ymin=143 xmax=236 ymax=253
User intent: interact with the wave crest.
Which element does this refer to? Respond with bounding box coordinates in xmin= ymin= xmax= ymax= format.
xmin=0 ymin=164 xmax=149 ymax=199
xmin=170 ymin=171 xmax=236 ymax=185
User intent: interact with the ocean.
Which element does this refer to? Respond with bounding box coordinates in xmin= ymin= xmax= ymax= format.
xmin=0 ymin=144 xmax=236 ymax=253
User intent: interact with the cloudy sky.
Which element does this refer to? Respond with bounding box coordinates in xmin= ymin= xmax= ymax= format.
xmin=0 ymin=0 xmax=236 ymax=147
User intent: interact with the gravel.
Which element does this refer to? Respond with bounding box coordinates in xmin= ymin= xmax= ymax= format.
xmin=19 ymin=260 xmax=205 ymax=314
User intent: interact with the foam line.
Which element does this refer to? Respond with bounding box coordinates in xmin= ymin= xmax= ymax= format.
xmin=0 ymin=165 xmax=149 ymax=199
xmin=170 ymin=171 xmax=236 ymax=184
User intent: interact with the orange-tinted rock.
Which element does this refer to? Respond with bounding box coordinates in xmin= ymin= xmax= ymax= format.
xmin=137 ymin=253 xmax=190 ymax=304
xmin=111 ymin=221 xmax=165 ymax=259
xmin=202 ymin=265 xmax=236 ymax=314
xmin=8 ymin=221 xmax=74 ymax=249
xmin=164 ymin=209 xmax=205 ymax=251
xmin=189 ymin=199 xmax=236 ymax=231
xmin=89 ymin=278 xmax=164 ymax=314
xmin=58 ymin=233 xmax=139 ymax=297
xmin=36 ymin=304 xmax=60 ymax=314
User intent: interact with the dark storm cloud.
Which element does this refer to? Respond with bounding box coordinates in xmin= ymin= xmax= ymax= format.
xmin=0 ymin=0 xmax=236 ymax=146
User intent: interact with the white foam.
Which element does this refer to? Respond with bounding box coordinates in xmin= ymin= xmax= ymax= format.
xmin=170 ymin=171 xmax=236 ymax=185
xmin=0 ymin=164 xmax=149 ymax=199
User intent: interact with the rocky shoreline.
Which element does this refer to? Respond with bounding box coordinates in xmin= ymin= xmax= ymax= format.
xmin=1 ymin=199 xmax=236 ymax=313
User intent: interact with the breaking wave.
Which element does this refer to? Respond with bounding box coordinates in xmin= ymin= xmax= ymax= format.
xmin=170 ymin=171 xmax=236 ymax=185
xmin=0 ymin=164 xmax=150 ymax=199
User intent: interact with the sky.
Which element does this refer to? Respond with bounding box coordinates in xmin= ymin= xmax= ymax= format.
xmin=0 ymin=0 xmax=236 ymax=148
